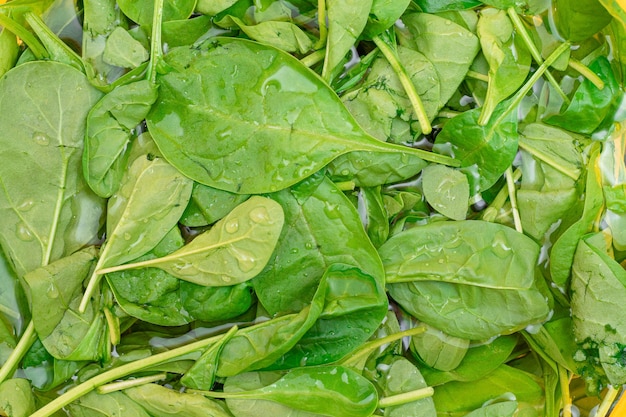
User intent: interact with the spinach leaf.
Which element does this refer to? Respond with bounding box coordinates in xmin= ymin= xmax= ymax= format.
xmin=383 ymin=221 xmax=550 ymax=339
xmin=422 ymin=164 xmax=469 ymax=221
xmin=358 ymin=186 xmax=390 ymax=248
xmin=552 ymin=0 xmax=612 ymax=42
xmin=253 ymin=177 xmax=383 ymax=315
xmin=362 ymin=0 xmax=411 ymax=39
xmin=433 ymin=100 xmax=519 ymax=194
xmin=216 ymin=366 xmax=379 ymax=417
xmin=327 ymin=151 xmax=427 ymax=187
xmin=571 ymin=232 xmax=626 ymax=386
xmin=125 ymin=383 xmax=233 ymax=416
xmin=462 ymin=401 xmax=519 ymax=417
xmin=220 ymin=15 xmax=313 ymax=53
xmin=322 ymin=0 xmax=372 ymax=81
xmin=24 ymin=247 xmax=107 ymax=361
xmin=411 ymin=324 xmax=469 ymax=371
xmin=117 ymin=0 xmax=196 ymax=26
xmin=103 ymin=27 xmax=149 ymax=68
xmin=412 ymin=0 xmax=482 ymax=12
xmin=0 ymin=24 xmax=18 ymax=77
xmin=100 ymin=196 xmax=284 ymax=286
xmin=83 ymin=79 xmax=158 ymax=198
xmin=0 ymin=61 xmax=104 ymax=278
xmin=545 ymin=57 xmax=622 ymax=135
xmin=181 ymin=327 xmax=238 ymax=390
xmin=146 ymin=37 xmax=456 ymax=194
xmin=0 ymin=378 xmax=36 ymax=417
xmin=476 ymin=8 xmax=531 ymax=125
xmin=66 ymin=390 xmax=151 ymax=417
xmin=181 ymin=183 xmax=250 ymax=227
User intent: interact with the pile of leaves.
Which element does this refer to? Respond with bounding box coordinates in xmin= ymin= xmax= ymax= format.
xmin=0 ymin=0 xmax=625 ymax=416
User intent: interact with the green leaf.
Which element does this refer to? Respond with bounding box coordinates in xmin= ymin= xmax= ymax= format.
xmin=0 ymin=378 xmax=36 ymax=417
xmin=118 ymin=0 xmax=196 ymax=26
xmin=103 ymin=27 xmax=149 ymax=68
xmin=217 ymin=366 xmax=378 ymax=417
xmin=476 ymin=8 xmax=531 ymax=125
xmin=0 ymin=61 xmax=104 ymax=277
xmin=362 ymin=0 xmax=411 ymax=39
xmin=253 ymin=177 xmax=384 ymax=314
xmin=552 ymin=0 xmax=612 ymax=42
xmin=383 ymin=221 xmax=550 ymax=339
xmin=221 ymin=16 xmax=313 ymax=53
xmin=66 ymin=390 xmax=151 ymax=417
xmin=433 ymin=100 xmax=519 ymax=193
xmin=125 ymin=383 xmax=233 ymax=417
xmin=103 ymin=196 xmax=284 ymax=286
xmin=461 ymin=401 xmax=519 ymax=417
xmin=83 ymin=80 xmax=158 ymax=198
xmin=181 ymin=183 xmax=249 ymax=227
xmin=571 ymin=233 xmax=626 ymax=385
xmin=146 ymin=37 xmax=455 ymax=194
xmin=24 ymin=247 xmax=107 ymax=361
xmin=422 ymin=165 xmax=469 ymax=221
xmin=412 ymin=0 xmax=482 ymax=12
xmin=411 ymin=324 xmax=469 ymax=371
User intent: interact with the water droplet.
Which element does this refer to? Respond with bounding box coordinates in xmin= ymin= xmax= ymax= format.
xmin=123 ymin=232 xmax=132 ymax=240
xmin=17 ymin=199 xmax=34 ymax=211
xmin=233 ymin=249 xmax=256 ymax=272
xmin=221 ymin=275 xmax=232 ymax=283
xmin=33 ymin=132 xmax=50 ymax=146
xmin=290 ymin=248 xmax=299 ymax=254
xmin=47 ymin=284 xmax=59 ymax=299
xmin=304 ymin=242 xmax=313 ymax=250
xmin=491 ymin=230 xmax=511 ymax=258
xmin=249 ymin=206 xmax=270 ymax=224
xmin=16 ymin=223 xmax=34 ymax=241
xmin=225 ymin=220 xmax=239 ymax=233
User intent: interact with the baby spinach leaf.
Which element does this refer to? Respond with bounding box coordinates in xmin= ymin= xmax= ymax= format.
xmin=253 ymin=177 xmax=384 ymax=314
xmin=268 ymin=264 xmax=388 ymax=369
xmin=412 ymin=0 xmax=482 ymax=12
xmin=83 ymin=79 xmax=158 ymax=198
xmin=433 ymin=100 xmax=519 ymax=193
xmin=180 ymin=282 xmax=253 ymax=323
xmin=383 ymin=221 xmax=550 ymax=339
xmin=118 ymin=0 xmax=196 ymax=26
xmin=66 ymin=390 xmax=151 ymax=417
xmin=216 ymin=366 xmax=378 ymax=417
xmin=23 ymin=247 xmax=107 ymax=361
xmin=328 ymin=151 xmax=427 ymax=187
xmin=420 ymin=335 xmax=518 ymax=386
xmin=545 ymin=57 xmax=622 ymax=135
xmin=571 ymin=233 xmax=626 ymax=386
xmin=371 ymin=355 xmax=436 ymax=417
xmin=0 ymin=61 xmax=104 ymax=277
xmin=181 ymin=183 xmax=249 ymax=227
xmin=400 ymin=12 xmax=480 ymax=109
xmin=462 ymin=401 xmax=519 ymax=417
xmin=146 ymin=37 xmax=456 ymax=194
xmin=476 ymin=8 xmax=531 ymax=125
xmin=0 ymin=25 xmax=18 ymax=77
xmin=411 ymin=324 xmax=469 ymax=372
xmin=432 ymin=365 xmax=543 ymax=416
xmin=362 ymin=0 xmax=411 ymax=39
xmin=322 ymin=0 xmax=372 ymax=81
xmin=102 ymin=196 xmax=284 ymax=286
xmin=552 ymin=0 xmax=612 ymax=42
xmin=0 ymin=378 xmax=36 ymax=417
xmin=220 ymin=15 xmax=313 ymax=53
xmin=103 ymin=27 xmax=149 ymax=68
xmin=21 ymin=338 xmax=83 ymax=390
xmin=125 ymin=383 xmax=233 ymax=417
xmin=358 ymin=186 xmax=390 ymax=248
xmin=549 ymin=146 xmax=604 ymax=288
xmin=422 ymin=164 xmax=469 ymax=221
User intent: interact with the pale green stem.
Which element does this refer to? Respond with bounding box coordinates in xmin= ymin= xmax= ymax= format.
xmin=595 ymin=385 xmax=619 ymax=417
xmin=559 ymin=365 xmax=572 ymax=417
xmin=481 ymin=168 xmax=522 ymax=222
xmin=334 ymin=180 xmax=355 ymax=191
xmin=79 ymin=246 xmax=109 ymax=313
xmin=103 ymin=307 xmax=120 ymax=346
xmin=505 ymin=167 xmax=523 ymax=233
xmin=372 ymin=35 xmax=432 ymax=135
xmin=147 ymin=0 xmax=164 ymax=85
xmin=493 ymin=42 xmax=571 ymax=128
xmin=466 ymin=70 xmax=489 ymax=83
xmin=300 ymin=48 xmax=326 ymax=68
xmin=0 ymin=12 xmax=48 ymax=59
xmin=97 ymin=373 xmax=167 ymax=394
xmin=30 ymin=329 xmax=233 ymax=417
xmin=568 ymin=58 xmax=605 ymax=90
xmin=437 ymin=110 xmax=461 ymax=119
xmin=518 ymin=142 xmax=580 ymax=180
xmin=378 ymin=387 xmax=434 ymax=408
xmin=315 ymin=0 xmax=327 ymax=49
xmin=0 ymin=320 xmax=37 ymax=384
xmin=506 ymin=7 xmax=570 ymax=104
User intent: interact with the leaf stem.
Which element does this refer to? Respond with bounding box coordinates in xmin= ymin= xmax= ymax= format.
xmin=596 ymin=385 xmax=619 ymax=417
xmin=30 ymin=328 xmax=234 ymax=417
xmin=378 ymin=387 xmax=434 ymax=408
xmin=372 ymin=35 xmax=432 ymax=135
xmin=506 ymin=7 xmax=570 ymax=104
xmin=79 ymin=246 xmax=109 ymax=313
xmin=147 ymin=0 xmax=164 ymax=84
xmin=558 ymin=365 xmax=572 ymax=417
xmin=494 ymin=42 xmax=571 ymax=128
xmin=568 ymin=58 xmax=605 ymax=90
xmin=518 ymin=142 xmax=580 ymax=180
xmin=0 ymin=12 xmax=48 ymax=60
xmin=300 ymin=48 xmax=326 ymax=68
xmin=481 ymin=168 xmax=522 ymax=222
xmin=466 ymin=70 xmax=489 ymax=83
xmin=505 ymin=167 xmax=523 ymax=233
xmin=315 ymin=0 xmax=327 ymax=50
xmin=24 ymin=12 xmax=84 ymax=71
xmin=0 ymin=320 xmax=37 ymax=384
xmin=97 ymin=373 xmax=168 ymax=394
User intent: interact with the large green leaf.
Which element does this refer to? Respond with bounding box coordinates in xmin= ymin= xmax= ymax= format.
xmin=146 ymin=37 xmax=453 ymax=194
xmin=0 ymin=62 xmax=104 ymax=277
